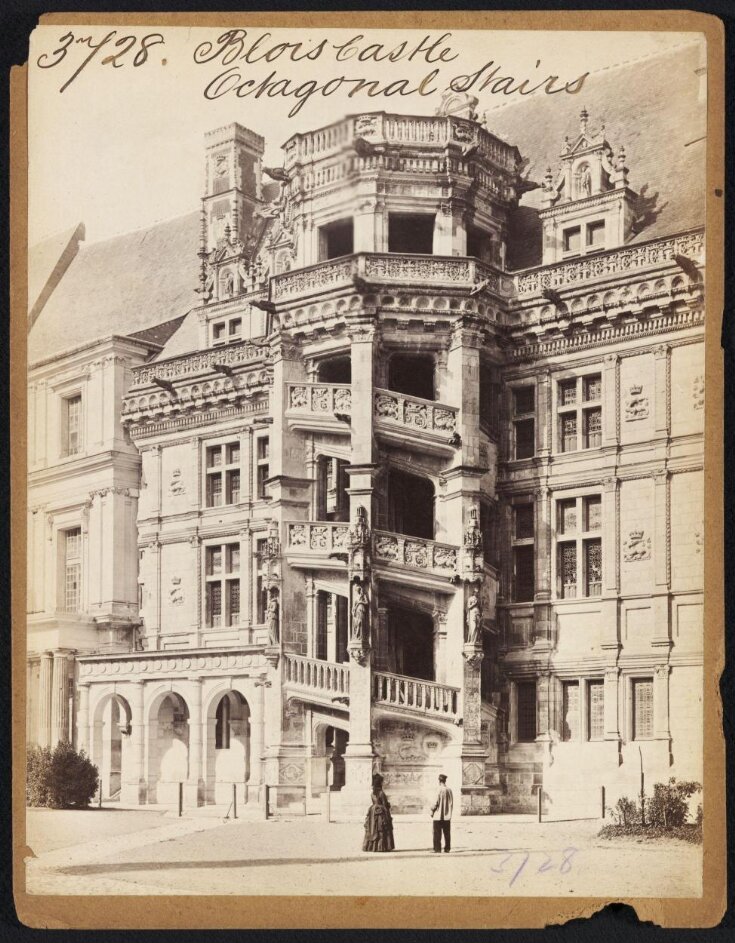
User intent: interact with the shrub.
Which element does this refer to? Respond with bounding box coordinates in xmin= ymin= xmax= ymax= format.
xmin=609 ymin=795 xmax=640 ymax=826
xmin=646 ymin=778 xmax=702 ymax=828
xmin=26 ymin=741 xmax=99 ymax=809
xmin=26 ymin=746 xmax=53 ymax=807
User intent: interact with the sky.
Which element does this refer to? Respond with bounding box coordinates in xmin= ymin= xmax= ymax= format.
xmin=27 ymin=24 xmax=703 ymax=246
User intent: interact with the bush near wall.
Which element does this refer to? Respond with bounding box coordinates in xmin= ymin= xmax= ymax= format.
xmin=599 ymin=778 xmax=703 ymax=843
xmin=26 ymin=742 xmax=99 ymax=809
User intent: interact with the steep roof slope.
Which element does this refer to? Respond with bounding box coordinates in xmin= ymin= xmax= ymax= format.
xmin=28 ymin=222 xmax=86 ymax=329
xmin=486 ymin=42 xmax=706 ymax=270
xmin=29 ymin=211 xmax=200 ymax=363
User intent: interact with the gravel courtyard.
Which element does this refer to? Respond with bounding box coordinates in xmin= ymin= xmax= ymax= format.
xmin=23 ymin=806 xmax=702 ymax=899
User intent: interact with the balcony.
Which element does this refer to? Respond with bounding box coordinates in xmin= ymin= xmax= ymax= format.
xmin=283 ymin=653 xmax=350 ymax=709
xmin=373 ymin=530 xmax=459 ymax=582
xmin=285 ymin=382 xmax=352 ymax=434
xmin=515 ymin=230 xmax=705 ymax=299
xmin=373 ymin=388 xmax=458 ymax=454
xmin=373 ymin=671 xmax=460 ymax=723
xmin=272 ymin=253 xmax=504 ymax=305
xmin=284 ymin=521 xmax=350 ymax=569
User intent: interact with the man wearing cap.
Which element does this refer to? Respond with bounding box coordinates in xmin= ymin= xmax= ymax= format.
xmin=430 ymin=774 xmax=453 ymax=853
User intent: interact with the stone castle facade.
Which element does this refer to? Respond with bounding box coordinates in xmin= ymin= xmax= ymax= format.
xmin=27 ymin=59 xmax=705 ymax=816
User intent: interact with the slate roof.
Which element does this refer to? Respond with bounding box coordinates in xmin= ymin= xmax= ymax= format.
xmin=28 ymin=211 xmax=201 ymax=364
xmin=28 ymin=222 xmax=85 ymax=329
xmin=487 ymin=42 xmax=705 ymax=270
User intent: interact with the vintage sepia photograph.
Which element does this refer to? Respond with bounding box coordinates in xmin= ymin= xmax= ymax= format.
xmin=14 ymin=12 xmax=725 ymax=929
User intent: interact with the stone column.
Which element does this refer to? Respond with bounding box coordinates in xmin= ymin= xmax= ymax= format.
xmin=653 ymin=344 xmax=670 ymax=437
xmin=603 ymin=354 xmax=619 ymax=448
xmin=653 ymin=664 xmax=672 ymax=742
xmin=51 ymin=651 xmax=70 ymax=746
xmin=185 ymin=678 xmax=204 ymax=807
xmin=536 ymin=371 xmax=551 ymax=457
xmin=76 ymin=682 xmax=91 ymax=755
xmin=250 ymin=677 xmax=268 ymax=799
xmin=652 ymin=471 xmax=671 ymax=649
xmin=534 ymin=487 xmax=553 ymax=648
xmin=604 ymin=668 xmax=621 ymax=741
xmin=122 ymin=681 xmax=146 ymax=804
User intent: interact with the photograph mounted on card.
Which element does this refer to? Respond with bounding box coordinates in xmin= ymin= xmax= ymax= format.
xmin=12 ymin=9 xmax=725 ymax=930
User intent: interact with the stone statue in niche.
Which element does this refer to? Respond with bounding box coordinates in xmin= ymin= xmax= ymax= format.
xmin=169 ymin=468 xmax=186 ymax=496
xmin=576 ymin=164 xmax=592 ymax=198
xmin=266 ymin=589 xmax=280 ymax=646
xmin=351 ymin=582 xmax=369 ymax=644
xmin=349 ymin=505 xmax=371 ymax=548
xmin=465 ymin=592 xmax=482 ymax=647
xmin=623 ymin=530 xmax=651 ymax=562
xmin=624 ymin=385 xmax=649 ymax=421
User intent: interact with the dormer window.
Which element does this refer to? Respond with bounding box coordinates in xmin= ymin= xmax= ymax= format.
xmin=562 ymin=221 xmax=606 ymax=258
xmin=211 ymin=316 xmax=242 ymax=347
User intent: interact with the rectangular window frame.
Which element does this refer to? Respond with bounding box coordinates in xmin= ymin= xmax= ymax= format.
xmin=516 ymin=680 xmax=537 ymax=743
xmin=511 ymin=496 xmax=535 ymax=603
xmin=204 ymin=439 xmax=242 ymax=509
xmin=556 ymin=373 xmax=602 ymax=454
xmin=554 ymin=494 xmax=603 ymax=600
xmin=61 ymin=526 xmax=82 ymax=613
xmin=61 ymin=392 xmax=83 ymax=458
xmin=631 ymin=677 xmax=654 ymax=741
xmin=204 ymin=539 xmax=241 ymax=629
xmin=511 ymin=384 xmax=536 ymax=461
xmin=255 ymin=434 xmax=270 ymax=500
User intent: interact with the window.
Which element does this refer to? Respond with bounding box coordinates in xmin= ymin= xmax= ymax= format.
xmin=588 ymin=680 xmax=604 ymax=740
xmin=205 ymin=442 xmax=241 ymax=507
xmin=512 ymin=386 xmax=535 ymax=460
xmin=563 ymin=226 xmax=581 ymax=255
xmin=479 ymin=362 xmax=501 ymax=436
xmin=563 ymin=222 xmax=605 ymax=256
xmin=556 ymin=495 xmax=603 ymax=598
xmin=586 ymin=221 xmax=605 ymax=248
xmin=256 ymin=437 xmax=270 ymax=499
xmin=512 ymin=500 xmax=535 ymax=602
xmin=516 ymin=681 xmax=537 ymax=742
xmin=466 ymin=224 xmax=494 ymax=264
xmin=215 ymin=696 xmax=231 ymax=749
xmin=632 ymin=678 xmax=654 ymax=740
xmin=562 ymin=681 xmax=580 ymax=741
xmin=212 ymin=316 xmax=243 ymax=347
xmin=62 ymin=527 xmax=81 ymax=612
xmin=62 ymin=394 xmax=82 ymax=456
xmin=557 ymin=374 xmax=602 ymax=452
xmin=388 ymin=213 xmax=435 ymax=255
xmin=319 ymin=219 xmax=354 ymax=260
xmin=205 ymin=542 xmax=240 ymax=628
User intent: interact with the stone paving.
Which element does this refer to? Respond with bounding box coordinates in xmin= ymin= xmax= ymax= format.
xmin=24 ymin=806 xmax=702 ymax=899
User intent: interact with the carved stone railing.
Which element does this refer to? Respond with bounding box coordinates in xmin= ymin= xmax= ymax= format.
xmin=130 ymin=341 xmax=271 ymax=389
xmin=285 ymin=521 xmax=350 ymax=556
xmin=515 ymin=230 xmax=705 ymax=298
xmin=373 ymin=531 xmax=459 ymax=578
xmin=284 ymin=112 xmax=518 ymax=172
xmin=286 ymin=382 xmax=352 ymax=416
xmin=373 ymin=671 xmax=460 ymax=721
xmin=373 ymin=388 xmax=457 ymax=436
xmin=283 ymin=653 xmax=350 ymax=697
xmin=271 ymin=253 xmax=502 ymax=303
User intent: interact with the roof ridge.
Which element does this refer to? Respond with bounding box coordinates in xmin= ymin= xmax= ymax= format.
xmin=55 ymin=208 xmax=200 ymax=252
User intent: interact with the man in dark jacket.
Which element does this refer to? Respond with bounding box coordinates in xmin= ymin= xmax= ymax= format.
xmin=430 ymin=774 xmax=453 ymax=852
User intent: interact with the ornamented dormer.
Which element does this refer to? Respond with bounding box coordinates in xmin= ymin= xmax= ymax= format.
xmin=539 ymin=108 xmax=637 ymax=265
xmin=198 ymin=123 xmax=266 ymax=303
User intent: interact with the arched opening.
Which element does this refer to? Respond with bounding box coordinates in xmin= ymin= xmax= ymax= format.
xmin=147 ymin=692 xmax=189 ymax=805
xmin=317 ymin=355 xmax=351 ymax=384
xmin=205 ymin=690 xmax=251 ymax=805
xmin=386 ymin=606 xmax=436 ymax=680
xmin=388 ymin=353 xmax=435 ymax=400
xmin=316 ymin=455 xmax=350 ymax=521
xmin=92 ymin=694 xmax=132 ymax=801
xmin=313 ymin=723 xmax=350 ymax=794
xmin=387 ymin=469 xmax=435 ymax=539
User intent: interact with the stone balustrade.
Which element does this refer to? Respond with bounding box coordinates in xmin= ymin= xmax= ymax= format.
xmin=373 ymin=530 xmax=459 ymax=578
xmin=286 ymin=382 xmax=352 ymax=417
xmin=515 ymin=230 xmax=705 ymax=298
xmin=373 ymin=388 xmax=458 ymax=436
xmin=285 ymin=521 xmax=350 ymax=556
xmin=373 ymin=671 xmax=460 ymax=721
xmin=130 ymin=341 xmax=271 ymax=389
xmin=272 ymin=253 xmax=501 ymax=303
xmin=283 ymin=653 xmax=350 ymax=697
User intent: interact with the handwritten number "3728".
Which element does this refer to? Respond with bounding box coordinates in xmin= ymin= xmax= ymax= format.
xmin=37 ymin=31 xmax=165 ymax=92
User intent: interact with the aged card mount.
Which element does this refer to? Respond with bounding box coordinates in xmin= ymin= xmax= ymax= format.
xmin=12 ymin=9 xmax=725 ymax=930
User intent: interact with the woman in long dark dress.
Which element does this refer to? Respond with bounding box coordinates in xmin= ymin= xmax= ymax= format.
xmin=362 ymin=773 xmax=395 ymax=852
